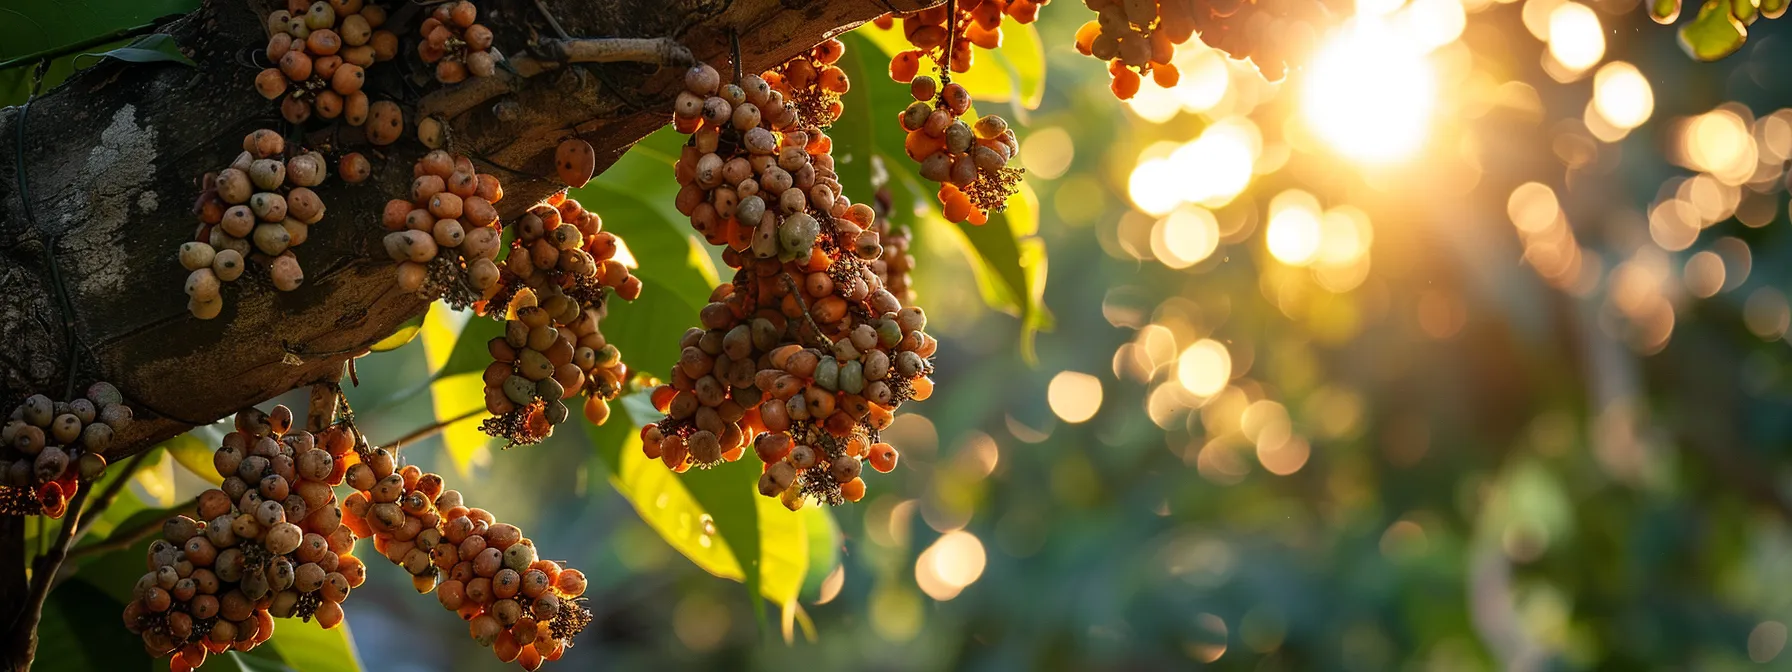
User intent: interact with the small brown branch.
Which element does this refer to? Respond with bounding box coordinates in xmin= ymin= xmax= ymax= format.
xmin=306 ymin=364 xmax=346 ymax=433
xmin=418 ymin=71 xmax=524 ymax=119
xmin=65 ymin=510 xmax=167 ymax=562
xmin=6 ymin=484 xmax=91 ymax=670
xmin=781 ymin=272 xmax=834 ymax=350
xmin=390 ymin=407 xmax=485 ymax=449
xmin=543 ymin=37 xmax=695 ymax=67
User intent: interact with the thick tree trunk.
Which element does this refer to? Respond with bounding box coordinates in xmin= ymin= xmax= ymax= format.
xmin=0 ymin=0 xmax=922 ymax=666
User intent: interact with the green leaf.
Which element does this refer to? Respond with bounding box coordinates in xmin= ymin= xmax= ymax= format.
xmin=420 ymin=305 xmax=490 ymax=475
xmin=0 ymin=0 xmax=202 ymax=106
xmin=601 ymin=276 xmax=703 ymax=383
xmin=591 ymin=396 xmax=816 ymax=614
xmin=263 ymin=613 xmax=364 ymax=672
xmin=1678 ymin=0 xmax=1748 ymax=60
xmin=946 ymin=180 xmax=1052 ymax=360
xmin=591 ymin=412 xmax=745 ymax=581
xmin=799 ymin=504 xmax=841 ymax=601
xmin=165 ymin=426 xmax=223 ymax=486
xmin=74 ymin=33 xmax=194 ymax=67
xmin=34 ymin=579 xmax=153 ymax=672
xmin=368 ymin=311 xmax=427 ymax=352
xmin=570 ymin=182 xmax=718 ymax=306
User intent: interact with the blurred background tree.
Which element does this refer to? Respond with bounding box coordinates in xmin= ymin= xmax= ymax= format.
xmin=9 ymin=0 xmax=1792 ymax=668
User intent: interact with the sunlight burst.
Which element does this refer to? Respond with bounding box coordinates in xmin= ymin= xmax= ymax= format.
xmin=1300 ymin=20 xmax=1437 ymax=164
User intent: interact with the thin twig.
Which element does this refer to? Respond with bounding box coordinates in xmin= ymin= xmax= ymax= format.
xmin=390 ymin=407 xmax=485 ymax=449
xmin=533 ymin=0 xmax=573 ymax=40
xmin=0 ymin=16 xmax=181 ymax=72
xmin=6 ymin=483 xmax=91 ymax=668
xmin=69 ymin=451 xmax=149 ymax=546
xmin=780 ymin=272 xmax=834 ymax=350
xmin=65 ymin=512 xmax=165 ymax=562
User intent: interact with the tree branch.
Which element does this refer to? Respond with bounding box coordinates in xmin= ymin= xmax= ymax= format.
xmin=5 ymin=484 xmax=90 ymax=670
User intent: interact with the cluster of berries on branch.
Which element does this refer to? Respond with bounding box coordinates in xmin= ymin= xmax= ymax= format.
xmin=128 ymin=407 xmax=360 ymax=671
xmin=866 ymin=196 xmax=916 ymax=305
xmin=1075 ymin=0 xmax=1324 ymax=95
xmin=418 ymin=0 xmax=500 ymax=83
xmin=186 ymin=130 xmax=332 ymax=318
xmin=340 ymin=453 xmax=590 ymax=669
xmin=257 ymin=0 xmax=399 ymax=124
xmin=761 ymin=38 xmax=851 ymax=127
xmin=658 ymin=59 xmax=938 ymax=508
xmin=896 ymin=76 xmax=1022 ymax=224
xmin=877 ymin=0 xmax=1049 ymax=80
xmin=477 ymin=194 xmax=640 ymax=446
xmin=381 ymin=149 xmax=507 ymax=305
xmin=0 ymin=382 xmax=129 ymax=517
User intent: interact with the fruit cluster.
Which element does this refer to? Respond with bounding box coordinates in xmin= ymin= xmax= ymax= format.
xmin=657 ymin=60 xmax=938 ymax=508
xmin=866 ymin=202 xmax=916 ymax=304
xmin=670 ymin=62 xmax=832 ymax=250
xmin=877 ymin=0 xmax=1048 ymax=80
xmin=1075 ymin=0 xmax=1317 ymax=90
xmin=476 ymin=195 xmax=639 ymax=445
xmin=381 ymin=150 xmax=506 ymax=306
xmin=1073 ymin=0 xmax=1189 ymax=98
xmin=0 ymin=383 xmax=129 ymax=517
xmin=187 ymin=130 xmax=328 ymax=318
xmin=127 ymin=407 xmax=362 ymax=670
xmin=761 ymin=38 xmax=851 ymax=127
xmin=896 ymin=76 xmax=1022 ymax=224
xmin=419 ymin=0 xmax=499 ymax=83
xmin=341 ymin=461 xmax=590 ymax=669
xmin=256 ymin=0 xmax=399 ymax=124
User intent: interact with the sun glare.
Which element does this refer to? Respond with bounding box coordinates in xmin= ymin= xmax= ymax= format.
xmin=1300 ymin=20 xmax=1437 ymax=164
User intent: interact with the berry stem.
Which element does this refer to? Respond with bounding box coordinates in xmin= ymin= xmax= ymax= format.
xmin=940 ymin=0 xmax=956 ymax=84
xmin=390 ymin=406 xmax=486 ymax=449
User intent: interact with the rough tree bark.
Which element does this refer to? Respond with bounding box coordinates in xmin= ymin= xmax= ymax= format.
xmin=0 ymin=0 xmax=925 ymax=666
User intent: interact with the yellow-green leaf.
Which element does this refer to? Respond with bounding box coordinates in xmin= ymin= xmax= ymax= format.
xmin=756 ymin=492 xmax=808 ymax=606
xmin=1679 ymin=0 xmax=1748 ymax=60
xmin=612 ymin=429 xmax=746 ymax=581
xmin=261 ymin=613 xmax=364 ymax=672
xmin=368 ymin=311 xmax=426 ymax=352
xmin=420 ymin=303 xmax=490 ymax=475
xmin=162 ymin=428 xmax=222 ymax=486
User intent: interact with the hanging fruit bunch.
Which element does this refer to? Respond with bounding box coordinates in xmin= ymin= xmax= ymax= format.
xmin=128 ymin=407 xmax=360 ymax=671
xmin=186 ymin=129 xmax=329 ymax=319
xmin=381 ymin=150 xmax=507 ymax=306
xmin=866 ymin=194 xmax=916 ymax=305
xmin=876 ymin=0 xmax=1049 ymax=80
xmin=658 ymin=60 xmax=939 ymax=509
xmin=256 ymin=0 xmax=399 ymax=124
xmin=896 ymin=76 xmax=1022 ymax=224
xmin=761 ymin=38 xmax=851 ymax=127
xmin=340 ymin=459 xmax=590 ymax=669
xmin=418 ymin=0 xmax=500 ymax=83
xmin=477 ymin=195 xmax=640 ymax=446
xmin=0 ymin=382 xmax=129 ymax=517
xmin=1074 ymin=0 xmax=1331 ymax=92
